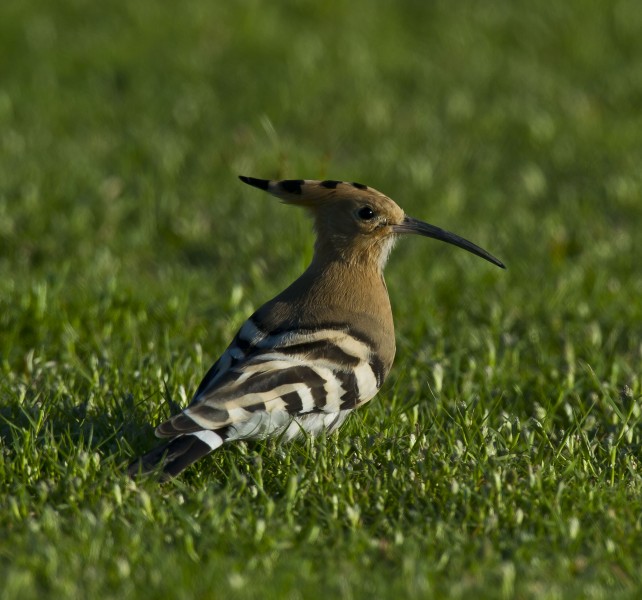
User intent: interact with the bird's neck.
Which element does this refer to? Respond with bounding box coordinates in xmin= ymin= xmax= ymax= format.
xmin=254 ymin=249 xmax=396 ymax=372
xmin=303 ymin=251 xmax=391 ymax=315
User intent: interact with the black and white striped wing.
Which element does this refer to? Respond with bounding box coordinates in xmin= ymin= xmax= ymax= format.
xmin=155 ymin=317 xmax=385 ymax=440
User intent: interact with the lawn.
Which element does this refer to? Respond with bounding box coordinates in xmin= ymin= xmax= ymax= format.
xmin=1 ymin=0 xmax=642 ymax=598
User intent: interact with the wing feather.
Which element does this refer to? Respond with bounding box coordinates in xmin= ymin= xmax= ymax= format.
xmin=154 ymin=319 xmax=379 ymax=438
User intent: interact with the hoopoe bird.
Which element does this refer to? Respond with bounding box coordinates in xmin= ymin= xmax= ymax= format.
xmin=128 ymin=176 xmax=504 ymax=479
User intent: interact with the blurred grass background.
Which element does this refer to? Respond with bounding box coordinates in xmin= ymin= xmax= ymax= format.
xmin=1 ymin=0 xmax=642 ymax=598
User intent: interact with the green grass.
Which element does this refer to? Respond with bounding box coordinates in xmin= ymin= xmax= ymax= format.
xmin=2 ymin=0 xmax=642 ymax=598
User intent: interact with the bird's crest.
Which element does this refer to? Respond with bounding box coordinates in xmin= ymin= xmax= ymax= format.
xmin=238 ymin=176 xmax=386 ymax=207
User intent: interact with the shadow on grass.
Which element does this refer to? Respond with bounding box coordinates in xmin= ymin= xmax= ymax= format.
xmin=0 ymin=376 xmax=187 ymax=472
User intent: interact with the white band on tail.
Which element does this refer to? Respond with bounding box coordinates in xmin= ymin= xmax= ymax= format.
xmin=191 ymin=430 xmax=224 ymax=451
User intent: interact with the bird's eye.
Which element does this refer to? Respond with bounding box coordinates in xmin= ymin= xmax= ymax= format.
xmin=357 ymin=206 xmax=375 ymax=220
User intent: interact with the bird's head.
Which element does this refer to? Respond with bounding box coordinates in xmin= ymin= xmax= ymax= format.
xmin=239 ymin=176 xmax=505 ymax=271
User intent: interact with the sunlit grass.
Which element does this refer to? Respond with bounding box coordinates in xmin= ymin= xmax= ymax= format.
xmin=1 ymin=0 xmax=642 ymax=598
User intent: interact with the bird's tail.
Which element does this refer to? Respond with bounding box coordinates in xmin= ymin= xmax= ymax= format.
xmin=127 ymin=431 xmax=224 ymax=480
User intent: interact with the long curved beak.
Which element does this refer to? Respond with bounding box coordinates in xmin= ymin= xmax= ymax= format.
xmin=393 ymin=216 xmax=505 ymax=269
